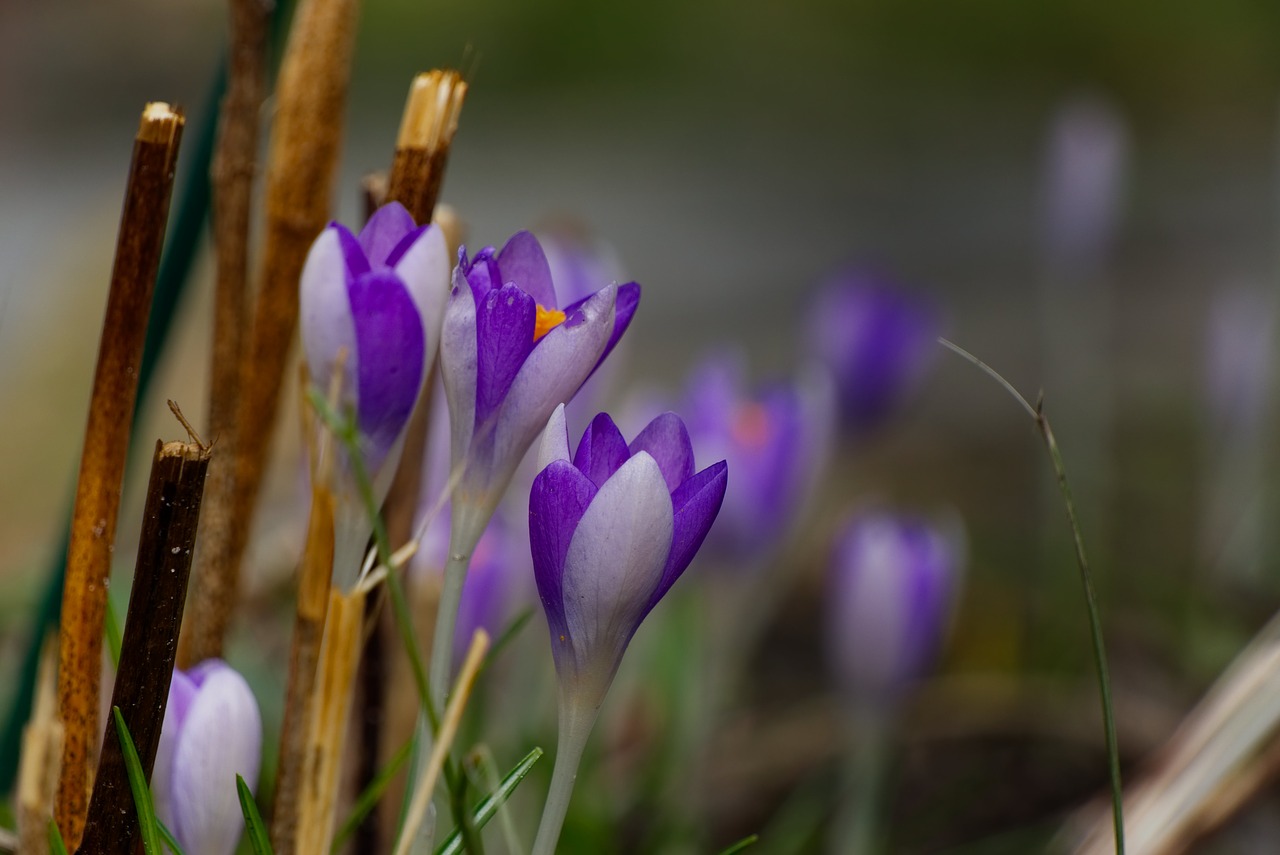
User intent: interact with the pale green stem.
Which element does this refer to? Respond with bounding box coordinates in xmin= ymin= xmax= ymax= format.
xmin=832 ymin=709 xmax=892 ymax=855
xmin=531 ymin=696 xmax=599 ymax=855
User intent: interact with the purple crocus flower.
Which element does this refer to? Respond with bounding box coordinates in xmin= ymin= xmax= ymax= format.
xmin=152 ymin=660 xmax=262 ymax=855
xmin=300 ymin=201 xmax=450 ymax=478
xmin=678 ymin=352 xmax=834 ymax=564
xmin=807 ymin=269 xmax=939 ymax=433
xmin=441 ymin=231 xmax=640 ymax=526
xmin=827 ymin=511 xmax=963 ymax=708
xmin=530 ymin=405 xmax=727 ymax=705
xmin=301 ymin=202 xmax=450 ymax=584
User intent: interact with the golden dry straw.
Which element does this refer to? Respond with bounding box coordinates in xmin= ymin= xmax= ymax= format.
xmin=55 ymin=101 xmax=184 ymax=850
xmin=16 ymin=639 xmax=62 ymax=855
xmin=181 ymin=0 xmax=363 ymax=667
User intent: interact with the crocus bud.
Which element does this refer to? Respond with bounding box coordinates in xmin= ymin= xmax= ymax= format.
xmin=530 ymin=405 xmax=727 ymax=707
xmin=827 ymin=511 xmax=963 ymax=708
xmin=442 ymin=231 xmax=640 ymax=540
xmin=678 ymin=352 xmax=834 ymax=564
xmin=152 ymin=660 xmax=263 ymax=855
xmin=807 ymin=269 xmax=939 ymax=433
xmin=300 ymin=201 xmax=450 ymax=479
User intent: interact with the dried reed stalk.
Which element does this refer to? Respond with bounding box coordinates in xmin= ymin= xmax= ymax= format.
xmin=16 ymin=639 xmax=62 ymax=855
xmin=269 ymin=479 xmax=336 ymax=855
xmin=180 ymin=0 xmax=362 ymax=666
xmin=294 ymin=588 xmax=368 ymax=854
xmin=182 ymin=0 xmax=270 ymax=665
xmin=55 ymin=102 xmax=184 ymax=849
xmin=393 ymin=629 xmax=490 ymax=855
xmin=80 ymin=433 xmax=211 ymax=854
xmin=385 ymin=70 xmax=468 ymax=225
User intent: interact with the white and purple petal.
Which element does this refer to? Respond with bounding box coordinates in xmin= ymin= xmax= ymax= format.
xmin=560 ymin=451 xmax=674 ymax=690
xmin=391 ymin=223 xmax=451 ymax=351
xmin=628 ymin=411 xmax=695 ymax=494
xmin=474 ymin=284 xmax=537 ymax=430
xmin=530 ymin=461 xmax=599 ymax=655
xmin=648 ymin=460 xmax=727 ymax=611
xmin=572 ymin=413 xmax=630 ymax=489
xmin=358 ymin=202 xmax=417 ymax=266
xmin=441 ymin=266 xmax=480 ymax=468
xmin=496 ymin=231 xmax=558 ymax=308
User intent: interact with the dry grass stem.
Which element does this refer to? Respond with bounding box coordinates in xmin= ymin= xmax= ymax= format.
xmin=295 ymin=589 xmax=368 ymax=854
xmin=393 ymin=629 xmax=491 ymax=855
xmin=179 ymin=0 xmax=271 ymax=667
xmin=17 ymin=639 xmax=62 ymax=855
xmin=79 ymin=438 xmax=211 ymax=854
xmin=181 ymin=0 xmax=362 ymax=666
xmin=1072 ymin=617 xmax=1280 ymax=854
xmin=55 ymin=102 xmax=184 ymax=849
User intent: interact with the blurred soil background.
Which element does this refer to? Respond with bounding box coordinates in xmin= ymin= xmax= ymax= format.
xmin=6 ymin=0 xmax=1280 ymax=850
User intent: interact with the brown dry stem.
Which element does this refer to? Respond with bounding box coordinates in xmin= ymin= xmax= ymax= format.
xmin=80 ymin=438 xmax=211 ymax=855
xmin=55 ymin=102 xmax=184 ymax=850
xmin=179 ymin=0 xmax=270 ymax=667
xmin=180 ymin=0 xmax=363 ymax=666
xmin=295 ymin=588 xmax=368 ymax=854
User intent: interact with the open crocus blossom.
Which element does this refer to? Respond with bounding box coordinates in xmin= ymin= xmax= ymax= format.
xmin=531 ymin=405 xmax=727 ymax=707
xmin=528 ymin=405 xmax=727 ymax=855
xmin=152 ymin=660 xmax=263 ymax=855
xmin=441 ymin=231 xmax=640 ymax=534
xmin=300 ymin=202 xmax=450 ymax=582
xmin=827 ymin=510 xmax=964 ymax=709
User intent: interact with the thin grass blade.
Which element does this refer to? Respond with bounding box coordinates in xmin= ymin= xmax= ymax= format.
xmin=112 ymin=706 xmax=161 ymax=854
xmin=237 ymin=773 xmax=273 ymax=855
xmin=435 ymin=747 xmax=544 ymax=855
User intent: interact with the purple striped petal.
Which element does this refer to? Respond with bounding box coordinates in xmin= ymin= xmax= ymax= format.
xmin=441 ymin=267 xmax=479 ymax=467
xmin=647 ymin=460 xmax=727 ymax=612
xmin=561 ymin=451 xmax=673 ymax=685
xmin=496 ymin=231 xmax=558 ymax=308
xmin=461 ymin=246 xmax=501 ymax=302
xmin=628 ymin=412 xmax=695 ymax=494
xmin=300 ymin=226 xmax=360 ymax=400
xmin=573 ymin=413 xmax=630 ymax=489
xmin=485 ymin=284 xmax=617 ymax=494
xmin=358 ymin=202 xmax=417 ymax=266
xmin=530 ymin=461 xmax=598 ymax=653
xmin=350 ymin=270 xmax=425 ymax=472
xmin=537 ymin=404 xmax=571 ymax=470
xmin=565 ymin=281 xmax=641 ymax=380
xmin=393 ymin=224 xmax=451 ymax=349
xmin=474 ymin=284 xmax=537 ymax=430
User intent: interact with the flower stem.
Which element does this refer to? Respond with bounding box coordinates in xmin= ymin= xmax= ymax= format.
xmin=831 ymin=710 xmax=891 ymax=855
xmin=430 ymin=548 xmax=471 ymax=707
xmin=531 ymin=699 xmax=598 ymax=855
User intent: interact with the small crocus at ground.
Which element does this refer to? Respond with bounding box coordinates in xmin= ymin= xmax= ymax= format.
xmin=152 ymin=660 xmax=263 ymax=855
xmin=826 ymin=509 xmax=964 ymax=709
xmin=528 ymin=404 xmax=727 ymax=855
xmin=299 ymin=201 xmax=450 ymax=585
xmin=807 ymin=268 xmax=939 ymax=434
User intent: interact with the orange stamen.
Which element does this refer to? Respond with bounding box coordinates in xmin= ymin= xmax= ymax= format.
xmin=731 ymin=402 xmax=772 ymax=450
xmin=533 ymin=304 xmax=567 ymax=342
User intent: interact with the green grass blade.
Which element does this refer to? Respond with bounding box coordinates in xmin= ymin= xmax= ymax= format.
xmin=716 ymin=834 xmax=759 ymax=855
xmin=435 ymin=747 xmax=544 ymax=855
xmin=158 ymin=819 xmax=185 ymax=854
xmin=237 ymin=773 xmax=273 ymax=855
xmin=112 ymin=706 xmax=161 ymax=854
xmin=48 ymin=819 xmax=70 ymax=855
xmin=331 ymin=737 xmax=413 ymax=852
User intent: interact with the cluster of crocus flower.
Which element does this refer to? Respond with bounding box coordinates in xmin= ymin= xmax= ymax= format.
xmin=153 ymin=660 xmax=262 ymax=855
xmin=299 ymin=201 xmax=450 ymax=585
xmin=807 ymin=268 xmax=939 ymax=434
xmin=432 ymin=230 xmax=641 ymax=697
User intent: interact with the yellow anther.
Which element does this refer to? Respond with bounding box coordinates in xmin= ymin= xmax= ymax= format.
xmin=533 ymin=304 xmax=567 ymax=342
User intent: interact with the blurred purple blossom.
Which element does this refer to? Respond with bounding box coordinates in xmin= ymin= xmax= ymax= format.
xmin=1040 ymin=95 xmax=1128 ymax=276
xmin=530 ymin=405 xmax=727 ymax=706
xmin=152 ymin=660 xmax=263 ymax=855
xmin=807 ymin=269 xmax=939 ymax=433
xmin=1204 ymin=283 xmax=1276 ymax=442
xmin=676 ymin=352 xmax=834 ymax=564
xmin=827 ymin=510 xmax=963 ymax=707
